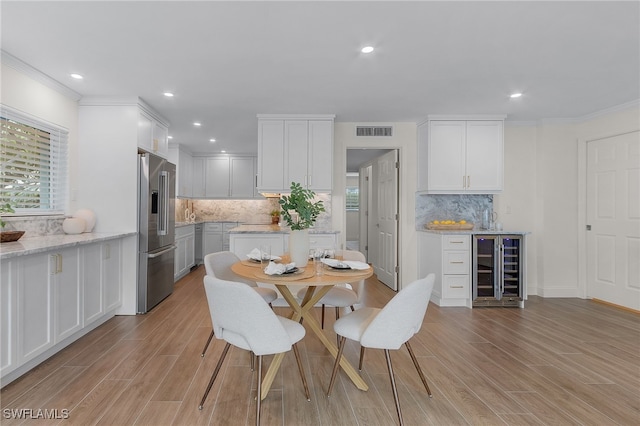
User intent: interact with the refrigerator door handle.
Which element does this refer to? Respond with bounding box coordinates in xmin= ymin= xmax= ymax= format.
xmin=148 ymin=245 xmax=177 ymax=258
xmin=158 ymin=170 xmax=169 ymax=235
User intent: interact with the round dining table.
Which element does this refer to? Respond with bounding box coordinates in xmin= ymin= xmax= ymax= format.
xmin=231 ymin=256 xmax=373 ymax=399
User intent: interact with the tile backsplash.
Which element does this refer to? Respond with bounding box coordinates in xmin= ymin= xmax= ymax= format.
xmin=415 ymin=194 xmax=493 ymax=229
xmin=177 ymin=194 xmax=333 ymax=230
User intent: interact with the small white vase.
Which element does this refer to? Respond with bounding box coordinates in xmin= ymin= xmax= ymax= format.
xmin=289 ymin=229 xmax=309 ymax=267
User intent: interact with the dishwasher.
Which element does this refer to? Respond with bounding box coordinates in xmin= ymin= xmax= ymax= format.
xmin=194 ymin=223 xmax=203 ymax=265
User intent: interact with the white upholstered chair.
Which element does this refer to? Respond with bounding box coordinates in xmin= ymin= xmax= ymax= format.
xmin=327 ymin=274 xmax=435 ymax=426
xmin=296 ymin=250 xmax=367 ymax=328
xmin=201 ymin=251 xmax=278 ymax=356
xmin=199 ymin=275 xmax=310 ymax=425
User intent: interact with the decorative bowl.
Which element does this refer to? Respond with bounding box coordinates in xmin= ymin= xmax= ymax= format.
xmin=73 ymin=209 xmax=96 ymax=232
xmin=0 ymin=230 xmax=25 ymax=243
xmin=63 ymin=217 xmax=86 ymax=234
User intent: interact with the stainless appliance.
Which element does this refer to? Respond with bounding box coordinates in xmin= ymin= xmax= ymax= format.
xmin=138 ymin=152 xmax=176 ymax=313
xmin=472 ymin=235 xmax=524 ymax=307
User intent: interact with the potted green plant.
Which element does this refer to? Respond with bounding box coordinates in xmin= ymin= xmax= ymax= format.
xmin=270 ymin=209 xmax=281 ymax=225
xmin=279 ymin=182 xmax=325 ymax=267
xmin=0 ymin=203 xmax=24 ymax=243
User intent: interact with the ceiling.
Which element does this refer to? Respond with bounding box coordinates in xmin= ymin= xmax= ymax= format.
xmin=2 ymin=1 xmax=638 ymax=158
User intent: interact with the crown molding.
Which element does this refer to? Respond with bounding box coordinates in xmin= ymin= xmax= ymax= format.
xmin=1 ymin=50 xmax=81 ymax=101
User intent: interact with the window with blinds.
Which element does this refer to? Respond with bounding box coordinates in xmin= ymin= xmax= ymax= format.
xmin=0 ymin=106 xmax=68 ymax=214
xmin=346 ymin=186 xmax=359 ymax=211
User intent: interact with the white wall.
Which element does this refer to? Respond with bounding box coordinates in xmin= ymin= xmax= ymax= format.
xmin=496 ymin=103 xmax=640 ymax=298
xmin=333 ymin=122 xmax=418 ymax=289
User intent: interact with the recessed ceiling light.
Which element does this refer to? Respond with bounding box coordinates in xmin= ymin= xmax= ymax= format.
xmin=163 ymin=92 xmax=174 ymax=97
xmin=510 ymin=92 xmax=523 ymax=98
xmin=193 ymin=122 xmax=201 ymax=127
xmin=209 ymin=138 xmax=216 ymax=143
xmin=70 ymin=73 xmax=83 ymax=80
xmin=221 ymin=150 xmax=226 ymax=153
xmin=168 ymin=136 xmax=173 ymax=139
xmin=361 ymin=46 xmax=374 ymax=54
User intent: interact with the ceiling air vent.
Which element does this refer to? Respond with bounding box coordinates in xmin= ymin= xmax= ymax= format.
xmin=356 ymin=126 xmax=393 ymax=137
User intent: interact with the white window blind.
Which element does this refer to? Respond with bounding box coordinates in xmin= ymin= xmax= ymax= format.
xmin=0 ymin=106 xmax=68 ymax=214
xmin=346 ymin=187 xmax=359 ymax=210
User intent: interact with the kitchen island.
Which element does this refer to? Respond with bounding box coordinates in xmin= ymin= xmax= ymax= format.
xmin=228 ymin=224 xmax=340 ymax=259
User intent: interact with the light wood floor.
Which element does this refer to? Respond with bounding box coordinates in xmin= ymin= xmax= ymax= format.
xmin=2 ymin=265 xmax=639 ymax=425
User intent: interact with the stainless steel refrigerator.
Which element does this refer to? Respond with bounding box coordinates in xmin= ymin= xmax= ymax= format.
xmin=138 ymin=152 xmax=176 ymax=313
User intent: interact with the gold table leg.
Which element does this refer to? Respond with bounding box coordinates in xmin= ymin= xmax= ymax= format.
xmin=259 ymin=284 xmax=369 ymax=399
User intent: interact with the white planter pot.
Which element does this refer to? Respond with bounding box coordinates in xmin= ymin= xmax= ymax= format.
xmin=289 ymin=229 xmax=309 ymax=267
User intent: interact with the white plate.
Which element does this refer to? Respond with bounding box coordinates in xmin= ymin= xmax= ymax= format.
xmin=321 ymin=259 xmax=369 ymax=270
xmin=247 ymin=254 xmax=282 ymax=262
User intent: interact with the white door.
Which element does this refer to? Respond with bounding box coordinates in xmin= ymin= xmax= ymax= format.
xmin=587 ymin=131 xmax=640 ymax=309
xmin=373 ymin=150 xmax=399 ymax=290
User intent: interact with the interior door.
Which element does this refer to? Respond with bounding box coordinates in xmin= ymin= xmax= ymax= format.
xmin=587 ymin=131 xmax=640 ymax=310
xmin=359 ymin=165 xmax=372 ymax=260
xmin=373 ymin=150 xmax=399 ymax=290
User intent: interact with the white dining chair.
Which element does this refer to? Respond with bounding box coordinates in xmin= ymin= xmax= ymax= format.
xmin=296 ymin=250 xmax=367 ymax=329
xmin=199 ymin=275 xmax=311 ymax=425
xmin=201 ymin=251 xmax=278 ymax=357
xmin=327 ymin=274 xmax=435 ymax=426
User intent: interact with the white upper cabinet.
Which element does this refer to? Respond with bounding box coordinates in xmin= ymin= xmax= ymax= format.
xmin=138 ymin=109 xmax=169 ymax=159
xmin=192 ymin=157 xmax=206 ymax=198
xmin=257 ymin=120 xmax=285 ymax=193
xmin=230 ymin=156 xmax=257 ymax=198
xmin=205 ymin=157 xmax=231 ymax=198
xmin=257 ymin=114 xmax=334 ymax=193
xmin=168 ymin=146 xmax=193 ymax=198
xmin=418 ymin=115 xmax=505 ymax=194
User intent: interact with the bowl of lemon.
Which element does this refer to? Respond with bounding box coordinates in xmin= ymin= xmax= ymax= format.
xmin=425 ymin=219 xmax=474 ymax=230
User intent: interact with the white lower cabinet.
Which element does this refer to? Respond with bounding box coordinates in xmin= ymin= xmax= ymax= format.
xmin=204 ymin=223 xmax=223 ymax=257
xmin=175 ymin=225 xmax=196 ymax=281
xmin=418 ymin=232 xmax=471 ymax=307
xmin=0 ymin=238 xmax=123 ymax=384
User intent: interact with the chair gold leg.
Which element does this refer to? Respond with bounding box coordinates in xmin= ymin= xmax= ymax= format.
xmin=292 ymin=343 xmax=311 ymax=401
xmin=359 ymin=346 xmax=366 ymax=371
xmin=384 ymin=349 xmax=404 ymax=426
xmin=256 ymin=355 xmax=262 ymax=426
xmin=335 ymin=307 xmax=341 ymax=346
xmin=199 ymin=342 xmax=230 ymax=409
xmin=405 ymin=341 xmax=432 ymax=396
xmin=250 ymin=351 xmax=255 ymax=371
xmin=327 ymin=336 xmax=346 ymax=397
xmin=201 ymin=329 xmax=215 ymax=357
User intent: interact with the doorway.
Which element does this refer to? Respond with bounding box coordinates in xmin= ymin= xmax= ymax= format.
xmin=346 ymin=148 xmax=399 ymax=290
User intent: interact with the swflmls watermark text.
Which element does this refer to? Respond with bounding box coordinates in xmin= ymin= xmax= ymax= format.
xmin=3 ymin=408 xmax=70 ymax=420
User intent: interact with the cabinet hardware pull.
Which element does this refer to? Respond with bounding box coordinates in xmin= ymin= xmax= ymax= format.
xmin=467 ymin=175 xmax=470 ymax=188
xmin=450 ymin=241 xmax=464 ymax=244
xmin=450 ymin=261 xmax=464 ymax=264
xmin=450 ymin=285 xmax=464 ymax=289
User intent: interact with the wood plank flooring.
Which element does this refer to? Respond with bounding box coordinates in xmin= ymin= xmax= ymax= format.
xmin=1 ymin=265 xmax=639 ymax=425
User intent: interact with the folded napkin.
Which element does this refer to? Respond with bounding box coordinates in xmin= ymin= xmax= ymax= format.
xmin=247 ymin=248 xmax=281 ymax=261
xmin=263 ymin=261 xmax=297 ymax=275
xmin=343 ymin=260 xmax=370 ymax=270
xmin=321 ymin=258 xmax=370 ymax=270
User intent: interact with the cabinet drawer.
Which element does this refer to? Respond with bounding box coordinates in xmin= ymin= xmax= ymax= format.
xmin=175 ymin=225 xmax=195 ymax=239
xmin=223 ymin=222 xmax=238 ymax=231
xmin=442 ymin=275 xmax=470 ymax=299
xmin=205 ymin=223 xmax=222 ymax=232
xmin=442 ymin=234 xmax=470 ymax=250
xmin=443 ymin=251 xmax=469 ymax=274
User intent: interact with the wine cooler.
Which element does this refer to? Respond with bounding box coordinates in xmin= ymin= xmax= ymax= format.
xmin=472 ymin=235 xmax=524 ymax=307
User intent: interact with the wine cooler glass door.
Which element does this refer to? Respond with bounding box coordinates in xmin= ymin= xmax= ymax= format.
xmin=473 ymin=236 xmax=498 ymax=301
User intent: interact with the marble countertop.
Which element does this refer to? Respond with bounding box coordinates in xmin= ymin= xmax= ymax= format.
xmin=0 ymin=232 xmax=137 ymax=260
xmin=419 ymin=228 xmax=530 ymax=235
xmin=229 ymin=224 xmax=339 ymax=234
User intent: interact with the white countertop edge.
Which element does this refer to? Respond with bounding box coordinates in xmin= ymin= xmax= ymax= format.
xmin=0 ymin=232 xmax=137 ymax=260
